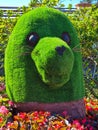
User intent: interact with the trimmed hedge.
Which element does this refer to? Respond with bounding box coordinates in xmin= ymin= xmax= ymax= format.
xmin=0 ymin=6 xmax=98 ymax=97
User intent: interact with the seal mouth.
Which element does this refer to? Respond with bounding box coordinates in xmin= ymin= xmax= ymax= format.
xmin=44 ymin=73 xmax=70 ymax=88
xmin=37 ymin=66 xmax=71 ymax=88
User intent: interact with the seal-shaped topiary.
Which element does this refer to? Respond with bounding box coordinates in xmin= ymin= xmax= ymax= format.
xmin=5 ymin=7 xmax=85 ymax=118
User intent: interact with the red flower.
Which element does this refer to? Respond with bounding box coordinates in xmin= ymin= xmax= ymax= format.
xmin=0 ymin=117 xmax=3 ymax=123
xmin=19 ymin=112 xmax=27 ymax=120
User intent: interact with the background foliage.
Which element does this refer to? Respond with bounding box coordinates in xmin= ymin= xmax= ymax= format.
xmin=67 ymin=6 xmax=98 ymax=98
xmin=0 ymin=5 xmax=98 ymax=98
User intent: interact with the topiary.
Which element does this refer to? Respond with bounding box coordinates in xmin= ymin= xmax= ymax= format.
xmin=5 ymin=7 xmax=85 ymax=117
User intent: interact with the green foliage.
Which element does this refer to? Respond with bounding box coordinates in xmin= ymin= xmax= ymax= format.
xmin=29 ymin=0 xmax=42 ymax=7
xmin=42 ymin=0 xmax=60 ymax=7
xmin=68 ymin=6 xmax=98 ymax=58
xmin=28 ymin=0 xmax=64 ymax=7
xmin=0 ymin=6 xmax=98 ymax=98
xmin=67 ymin=4 xmax=72 ymax=9
xmin=0 ymin=7 xmax=33 ymax=76
xmin=67 ymin=5 xmax=98 ymax=98
xmin=0 ymin=16 xmax=18 ymax=75
xmin=5 ymin=7 xmax=84 ymax=102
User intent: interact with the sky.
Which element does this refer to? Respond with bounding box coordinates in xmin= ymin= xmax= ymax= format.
xmin=0 ymin=0 xmax=81 ymax=8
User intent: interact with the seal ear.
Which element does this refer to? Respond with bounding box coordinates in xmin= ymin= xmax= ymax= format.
xmin=27 ymin=32 xmax=40 ymax=47
xmin=61 ymin=32 xmax=71 ymax=45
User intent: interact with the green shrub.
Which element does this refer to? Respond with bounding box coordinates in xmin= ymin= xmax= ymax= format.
xmin=68 ymin=5 xmax=98 ymax=98
xmin=0 ymin=6 xmax=98 ymax=98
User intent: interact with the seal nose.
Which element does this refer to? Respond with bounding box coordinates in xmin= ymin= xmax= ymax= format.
xmin=55 ymin=46 xmax=66 ymax=56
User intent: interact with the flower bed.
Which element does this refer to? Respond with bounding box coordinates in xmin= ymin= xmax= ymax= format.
xmin=0 ymin=84 xmax=98 ymax=130
xmin=0 ymin=97 xmax=98 ymax=130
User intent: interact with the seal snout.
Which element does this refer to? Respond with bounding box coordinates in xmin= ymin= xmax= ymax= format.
xmin=31 ymin=37 xmax=74 ymax=89
xmin=55 ymin=46 xmax=66 ymax=56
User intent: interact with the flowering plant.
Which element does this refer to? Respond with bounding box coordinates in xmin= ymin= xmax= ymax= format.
xmin=0 ymin=105 xmax=12 ymax=128
xmin=0 ymin=96 xmax=97 ymax=130
xmin=0 ymin=82 xmax=98 ymax=130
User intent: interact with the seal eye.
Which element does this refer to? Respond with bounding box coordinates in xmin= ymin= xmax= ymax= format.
xmin=61 ymin=32 xmax=70 ymax=44
xmin=27 ymin=32 xmax=39 ymax=47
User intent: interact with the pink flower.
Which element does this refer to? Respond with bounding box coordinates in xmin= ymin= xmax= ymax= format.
xmin=62 ymin=110 xmax=67 ymax=116
xmin=0 ymin=83 xmax=5 ymax=92
xmin=72 ymin=120 xmax=81 ymax=128
xmin=0 ymin=106 xmax=9 ymax=114
xmin=0 ymin=128 xmax=5 ymax=130
xmin=82 ymin=118 xmax=86 ymax=124
xmin=8 ymin=100 xmax=14 ymax=106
